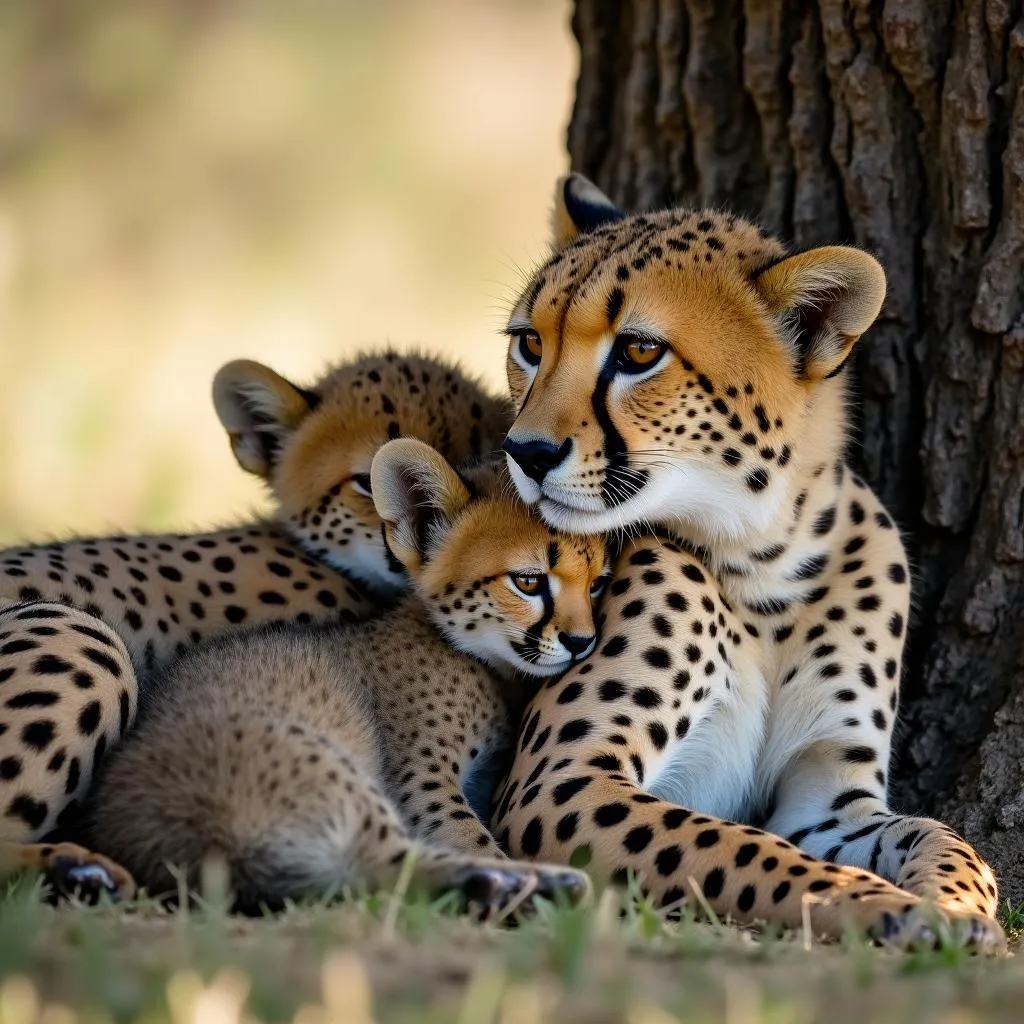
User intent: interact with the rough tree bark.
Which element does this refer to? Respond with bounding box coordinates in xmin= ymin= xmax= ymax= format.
xmin=568 ymin=0 xmax=1024 ymax=902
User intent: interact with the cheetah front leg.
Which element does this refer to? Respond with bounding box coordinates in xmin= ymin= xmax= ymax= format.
xmin=496 ymin=757 xmax=1002 ymax=950
xmin=765 ymin=748 xmax=1001 ymax=923
xmin=762 ymin=603 xmax=1001 ymax=929
xmin=377 ymin=669 xmax=520 ymax=860
xmin=390 ymin=754 xmax=506 ymax=858
xmin=332 ymin=773 xmax=589 ymax=915
xmin=0 ymin=601 xmax=139 ymax=900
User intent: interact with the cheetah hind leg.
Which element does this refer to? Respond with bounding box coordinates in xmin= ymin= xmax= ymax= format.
xmin=0 ymin=840 xmax=137 ymax=903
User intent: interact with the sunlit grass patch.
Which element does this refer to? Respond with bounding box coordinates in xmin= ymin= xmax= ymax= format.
xmin=0 ymin=867 xmax=1021 ymax=1024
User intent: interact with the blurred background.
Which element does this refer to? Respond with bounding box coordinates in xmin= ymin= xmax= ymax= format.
xmin=0 ymin=0 xmax=574 ymax=544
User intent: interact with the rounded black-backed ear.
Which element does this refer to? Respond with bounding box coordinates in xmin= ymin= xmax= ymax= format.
xmin=212 ymin=360 xmax=320 ymax=478
xmin=551 ymin=173 xmax=624 ymax=249
xmin=752 ymin=246 xmax=886 ymax=382
xmin=370 ymin=439 xmax=472 ymax=574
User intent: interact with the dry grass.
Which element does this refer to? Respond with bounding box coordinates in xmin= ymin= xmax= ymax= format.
xmin=1 ymin=875 xmax=1022 ymax=1024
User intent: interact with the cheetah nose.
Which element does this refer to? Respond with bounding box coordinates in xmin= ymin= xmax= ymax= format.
xmin=559 ymin=631 xmax=596 ymax=659
xmin=502 ymin=436 xmax=571 ymax=485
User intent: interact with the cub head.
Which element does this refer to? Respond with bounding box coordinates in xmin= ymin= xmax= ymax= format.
xmin=502 ymin=173 xmax=885 ymax=540
xmin=213 ymin=351 xmax=510 ymax=594
xmin=371 ymin=439 xmax=609 ymax=678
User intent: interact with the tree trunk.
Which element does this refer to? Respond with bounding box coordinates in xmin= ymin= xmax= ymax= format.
xmin=568 ymin=0 xmax=1024 ymax=903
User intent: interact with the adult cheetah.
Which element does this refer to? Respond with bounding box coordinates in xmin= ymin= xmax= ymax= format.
xmin=491 ymin=174 xmax=1003 ymax=950
xmin=0 ymin=351 xmax=508 ymax=897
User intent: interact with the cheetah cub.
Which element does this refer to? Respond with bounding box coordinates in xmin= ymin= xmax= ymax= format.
xmin=0 ymin=351 xmax=508 ymax=899
xmin=89 ymin=440 xmax=605 ymax=912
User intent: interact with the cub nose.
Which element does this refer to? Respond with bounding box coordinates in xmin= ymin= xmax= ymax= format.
xmin=502 ymin=437 xmax=571 ymax=485
xmin=559 ymin=631 xmax=596 ymax=659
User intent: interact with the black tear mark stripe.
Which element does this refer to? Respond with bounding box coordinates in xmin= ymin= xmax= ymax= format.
xmin=512 ymin=579 xmax=555 ymax=664
xmin=548 ymin=541 xmax=560 ymax=570
xmin=592 ymin=349 xmax=648 ymax=508
xmin=606 ymin=287 xmax=624 ymax=325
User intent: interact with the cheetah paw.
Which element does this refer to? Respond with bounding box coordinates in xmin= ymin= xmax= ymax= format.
xmin=41 ymin=843 xmax=137 ymax=904
xmin=872 ymin=904 xmax=1006 ymax=954
xmin=448 ymin=862 xmax=591 ymax=918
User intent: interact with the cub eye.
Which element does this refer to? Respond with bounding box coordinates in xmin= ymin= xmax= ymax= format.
xmin=513 ymin=330 xmax=543 ymax=367
xmin=590 ymin=576 xmax=610 ymax=598
xmin=350 ymin=474 xmax=373 ymax=497
xmin=615 ymin=334 xmax=667 ymax=374
xmin=510 ymin=573 xmax=544 ymax=596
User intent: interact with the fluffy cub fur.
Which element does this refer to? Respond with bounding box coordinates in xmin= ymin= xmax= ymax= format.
xmin=90 ymin=442 xmax=607 ymax=911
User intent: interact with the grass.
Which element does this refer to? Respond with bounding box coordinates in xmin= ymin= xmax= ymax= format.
xmin=1 ymin=874 xmax=1022 ymax=1024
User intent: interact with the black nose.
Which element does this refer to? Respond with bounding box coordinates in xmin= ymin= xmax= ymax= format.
xmin=502 ymin=436 xmax=571 ymax=485
xmin=559 ymin=631 xmax=595 ymax=658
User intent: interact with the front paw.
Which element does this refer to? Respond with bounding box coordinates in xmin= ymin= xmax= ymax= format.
xmin=865 ymin=900 xmax=1006 ymax=954
xmin=40 ymin=842 xmax=137 ymax=903
xmin=444 ymin=859 xmax=591 ymax=918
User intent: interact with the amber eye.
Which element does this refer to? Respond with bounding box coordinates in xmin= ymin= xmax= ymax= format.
xmin=615 ymin=334 xmax=667 ymax=374
xmin=351 ymin=474 xmax=372 ymax=497
xmin=590 ymin=576 xmax=610 ymax=599
xmin=510 ymin=573 xmax=544 ymax=596
xmin=514 ymin=330 xmax=543 ymax=367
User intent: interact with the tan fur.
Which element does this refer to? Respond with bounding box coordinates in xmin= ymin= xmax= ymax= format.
xmin=492 ymin=175 xmax=1003 ymax=950
xmin=0 ymin=351 xmax=509 ymax=893
xmin=89 ymin=449 xmax=605 ymax=911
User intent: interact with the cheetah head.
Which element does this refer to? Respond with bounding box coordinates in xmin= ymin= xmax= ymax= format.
xmin=371 ymin=439 xmax=609 ymax=678
xmin=502 ymin=174 xmax=886 ymax=542
xmin=213 ymin=351 xmax=510 ymax=595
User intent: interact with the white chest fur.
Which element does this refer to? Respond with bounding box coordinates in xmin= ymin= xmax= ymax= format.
xmin=645 ymin=661 xmax=769 ymax=821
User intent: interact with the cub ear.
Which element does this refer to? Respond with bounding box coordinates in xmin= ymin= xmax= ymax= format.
xmin=551 ymin=173 xmax=624 ymax=249
xmin=212 ymin=360 xmax=320 ymax=478
xmin=753 ymin=246 xmax=886 ymax=382
xmin=370 ymin=439 xmax=472 ymax=573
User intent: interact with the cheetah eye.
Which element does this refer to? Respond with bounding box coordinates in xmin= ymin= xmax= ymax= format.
xmin=350 ymin=474 xmax=373 ymax=497
xmin=511 ymin=330 xmax=542 ymax=367
xmin=614 ymin=334 xmax=667 ymax=375
xmin=589 ymin=576 xmax=610 ymax=599
xmin=510 ymin=573 xmax=544 ymax=596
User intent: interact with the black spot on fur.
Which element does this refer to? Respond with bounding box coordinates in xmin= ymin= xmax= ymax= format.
xmin=746 ymin=468 xmax=770 ymax=493
xmin=6 ymin=795 xmax=48 ymax=830
xmin=594 ymin=803 xmax=630 ymax=827
xmin=21 ymin=720 xmax=56 ymax=752
xmin=77 ymin=701 xmax=102 ymax=736
xmin=606 ymin=287 xmax=624 ymax=325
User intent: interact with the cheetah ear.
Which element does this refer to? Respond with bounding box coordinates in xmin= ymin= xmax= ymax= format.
xmin=753 ymin=246 xmax=886 ymax=382
xmin=371 ymin=439 xmax=472 ymax=573
xmin=213 ymin=360 xmax=320 ymax=478
xmin=551 ymin=173 xmax=624 ymax=249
